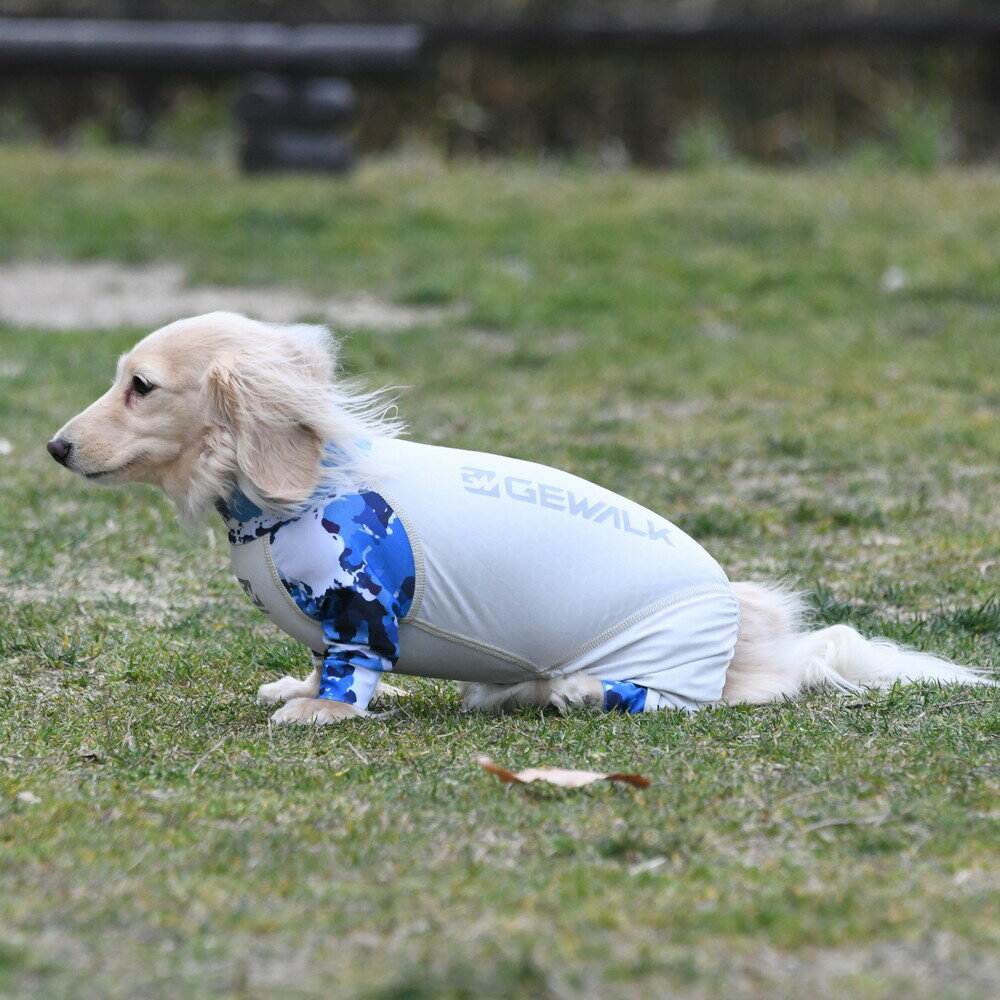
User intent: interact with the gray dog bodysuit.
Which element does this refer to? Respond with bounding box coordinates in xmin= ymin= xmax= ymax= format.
xmin=221 ymin=437 xmax=740 ymax=714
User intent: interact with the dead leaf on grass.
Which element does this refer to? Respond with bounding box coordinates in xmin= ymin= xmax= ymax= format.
xmin=477 ymin=756 xmax=651 ymax=789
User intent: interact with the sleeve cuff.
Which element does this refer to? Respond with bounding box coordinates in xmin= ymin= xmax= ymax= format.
xmin=601 ymin=679 xmax=648 ymax=713
xmin=318 ymin=661 xmax=385 ymax=712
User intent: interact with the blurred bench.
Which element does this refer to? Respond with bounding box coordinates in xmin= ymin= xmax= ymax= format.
xmin=0 ymin=18 xmax=425 ymax=173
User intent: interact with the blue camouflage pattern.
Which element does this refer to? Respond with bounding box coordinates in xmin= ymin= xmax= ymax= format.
xmin=286 ymin=492 xmax=414 ymax=707
xmin=223 ymin=487 xmax=415 ymax=711
xmin=218 ymin=492 xmax=290 ymax=545
xmin=601 ymin=679 xmax=648 ymax=713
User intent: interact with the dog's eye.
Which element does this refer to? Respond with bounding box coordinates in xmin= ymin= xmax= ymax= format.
xmin=131 ymin=374 xmax=155 ymax=397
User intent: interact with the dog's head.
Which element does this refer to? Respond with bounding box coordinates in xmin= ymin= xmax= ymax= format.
xmin=48 ymin=312 xmax=391 ymax=521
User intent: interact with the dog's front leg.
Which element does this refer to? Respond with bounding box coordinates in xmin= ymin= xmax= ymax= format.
xmin=257 ymin=653 xmax=322 ymax=705
xmin=258 ymin=655 xmax=405 ymax=707
xmin=269 ymin=644 xmax=391 ymax=725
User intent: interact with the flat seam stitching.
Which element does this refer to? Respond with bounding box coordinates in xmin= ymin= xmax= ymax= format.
xmin=405 ymin=617 xmax=541 ymax=674
xmin=548 ymin=583 xmax=737 ymax=674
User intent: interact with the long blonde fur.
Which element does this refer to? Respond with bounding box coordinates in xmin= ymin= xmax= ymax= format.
xmin=52 ymin=311 xmax=401 ymax=527
xmin=140 ymin=313 xmax=402 ymax=523
xmin=721 ymin=581 xmax=994 ymax=704
xmin=196 ymin=314 xmax=402 ymax=519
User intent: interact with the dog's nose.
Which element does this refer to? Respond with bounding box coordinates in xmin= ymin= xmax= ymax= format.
xmin=46 ymin=437 xmax=72 ymax=466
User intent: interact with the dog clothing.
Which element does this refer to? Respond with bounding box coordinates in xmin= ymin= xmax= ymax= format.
xmin=221 ymin=437 xmax=740 ymax=714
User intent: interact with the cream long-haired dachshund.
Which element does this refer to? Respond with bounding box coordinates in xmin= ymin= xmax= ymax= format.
xmin=47 ymin=313 xmax=992 ymax=725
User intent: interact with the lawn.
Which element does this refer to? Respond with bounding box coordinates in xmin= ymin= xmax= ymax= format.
xmin=0 ymin=146 xmax=997 ymax=999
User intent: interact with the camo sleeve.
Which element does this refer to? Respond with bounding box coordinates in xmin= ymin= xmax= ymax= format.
xmin=270 ymin=490 xmax=416 ymax=713
xmin=317 ymin=590 xmax=402 ymax=710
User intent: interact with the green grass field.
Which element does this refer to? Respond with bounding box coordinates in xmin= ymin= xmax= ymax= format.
xmin=0 ymin=146 xmax=997 ymax=999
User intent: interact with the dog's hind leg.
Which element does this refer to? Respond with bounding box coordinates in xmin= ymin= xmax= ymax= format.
xmin=257 ymin=655 xmax=322 ymax=705
xmin=458 ymin=677 xmax=604 ymax=714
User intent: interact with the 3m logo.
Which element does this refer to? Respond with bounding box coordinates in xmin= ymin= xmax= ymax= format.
xmin=461 ymin=466 xmax=500 ymax=497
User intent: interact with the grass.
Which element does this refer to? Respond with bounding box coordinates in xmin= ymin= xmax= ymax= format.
xmin=0 ymin=146 xmax=998 ymax=999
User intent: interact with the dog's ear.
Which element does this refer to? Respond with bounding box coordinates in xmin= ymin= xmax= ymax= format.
xmin=205 ymin=353 xmax=325 ymax=509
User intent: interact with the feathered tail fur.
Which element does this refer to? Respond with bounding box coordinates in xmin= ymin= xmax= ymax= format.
xmin=721 ymin=581 xmax=994 ymax=704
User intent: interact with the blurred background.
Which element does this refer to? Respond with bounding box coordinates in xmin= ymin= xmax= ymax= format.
xmin=2 ymin=1 xmax=999 ymax=171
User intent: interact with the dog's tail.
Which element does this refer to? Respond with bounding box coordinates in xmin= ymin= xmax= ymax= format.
xmin=722 ymin=581 xmax=996 ymax=704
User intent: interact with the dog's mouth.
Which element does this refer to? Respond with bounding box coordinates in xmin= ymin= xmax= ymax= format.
xmin=82 ymin=454 xmax=146 ymax=480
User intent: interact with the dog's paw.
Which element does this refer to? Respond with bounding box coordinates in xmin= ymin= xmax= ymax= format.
xmin=257 ymin=675 xmax=316 ymax=705
xmin=270 ymin=697 xmax=363 ymax=726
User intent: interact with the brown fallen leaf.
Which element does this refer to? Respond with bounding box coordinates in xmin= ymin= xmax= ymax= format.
xmin=477 ymin=756 xmax=650 ymax=789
